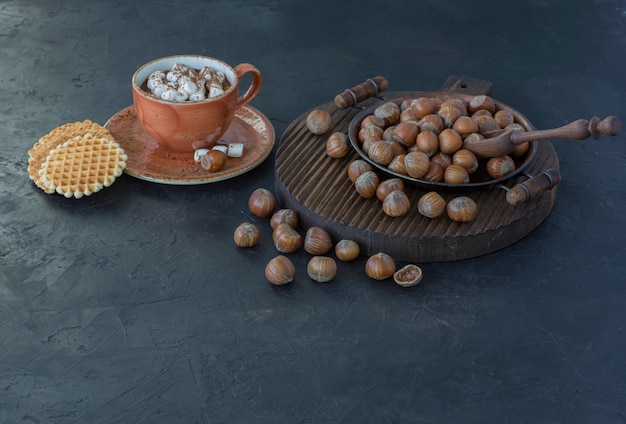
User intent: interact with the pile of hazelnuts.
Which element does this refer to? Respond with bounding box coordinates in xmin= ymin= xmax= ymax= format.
xmin=234 ymin=188 xmax=423 ymax=288
xmin=306 ymin=100 xmax=503 ymax=222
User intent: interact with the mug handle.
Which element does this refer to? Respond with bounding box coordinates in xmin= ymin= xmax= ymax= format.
xmin=233 ymin=63 xmax=262 ymax=109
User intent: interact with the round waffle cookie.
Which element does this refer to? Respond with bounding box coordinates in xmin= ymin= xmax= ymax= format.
xmin=28 ymin=119 xmax=114 ymax=193
xmin=38 ymin=134 xmax=127 ymax=198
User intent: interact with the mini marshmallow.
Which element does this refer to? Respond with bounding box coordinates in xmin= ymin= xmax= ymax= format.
xmin=199 ymin=66 xmax=212 ymax=80
xmin=166 ymin=71 xmax=179 ymax=83
xmin=215 ymin=71 xmax=226 ymax=83
xmin=181 ymin=80 xmax=198 ymax=95
xmin=147 ymin=73 xmax=165 ymax=90
xmin=171 ymin=63 xmax=189 ymax=74
xmin=189 ymin=91 xmax=205 ymax=101
xmin=209 ymin=83 xmax=224 ymax=98
xmin=175 ymin=89 xmax=189 ymax=102
xmin=152 ymin=82 xmax=167 ymax=98
xmin=149 ymin=70 xmax=166 ymax=80
xmin=178 ymin=75 xmax=192 ymax=86
xmin=161 ymin=87 xmax=178 ymax=101
xmin=227 ymin=143 xmax=244 ymax=157
xmin=194 ymin=148 xmax=209 ymax=162
xmin=212 ymin=145 xmax=228 ymax=154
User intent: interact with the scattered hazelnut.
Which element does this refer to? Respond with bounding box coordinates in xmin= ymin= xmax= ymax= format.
xmin=306 ymin=109 xmax=332 ymax=135
xmin=307 ymin=256 xmax=337 ymax=283
xmin=365 ymin=252 xmax=396 ymax=280
xmin=270 ymin=209 xmax=299 ymax=230
xmin=334 ymin=239 xmax=360 ymax=262
xmin=304 ymin=226 xmax=332 ymax=255
xmin=265 ymin=255 xmax=295 ymax=286
xmin=326 ymin=132 xmax=350 ymax=158
xmin=248 ymin=188 xmax=276 ymax=218
xmin=233 ymin=222 xmax=261 ymax=247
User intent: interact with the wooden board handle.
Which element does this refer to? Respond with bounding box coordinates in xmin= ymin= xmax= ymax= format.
xmin=506 ymin=168 xmax=561 ymax=206
xmin=334 ymin=76 xmax=388 ymax=109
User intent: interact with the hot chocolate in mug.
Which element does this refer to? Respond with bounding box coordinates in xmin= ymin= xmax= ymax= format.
xmin=132 ymin=55 xmax=262 ymax=154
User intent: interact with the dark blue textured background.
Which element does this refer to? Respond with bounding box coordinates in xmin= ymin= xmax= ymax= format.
xmin=1 ymin=1 xmax=624 ymax=422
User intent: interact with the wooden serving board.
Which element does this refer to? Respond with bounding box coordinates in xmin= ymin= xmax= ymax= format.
xmin=274 ymin=76 xmax=559 ymax=262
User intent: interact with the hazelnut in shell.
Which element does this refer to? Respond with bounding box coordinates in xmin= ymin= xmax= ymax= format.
xmin=304 ymin=226 xmax=332 ymax=255
xmin=410 ymin=97 xmax=438 ymax=119
xmin=265 ymin=255 xmax=295 ymax=286
xmin=441 ymin=98 xmax=467 ymax=112
xmin=404 ymin=151 xmax=430 ymax=179
xmin=376 ymin=177 xmax=405 ymax=201
xmin=452 ymin=149 xmax=479 ymax=174
xmin=473 ymin=114 xmax=500 ymax=134
xmin=270 ymin=209 xmax=299 ymax=230
xmin=361 ymin=138 xmax=375 ymax=155
xmin=361 ymin=115 xmax=385 ymax=129
xmin=447 ymin=196 xmax=479 ymax=223
xmin=438 ymin=103 xmax=463 ymax=128
xmin=494 ymin=109 xmax=515 ymax=128
xmin=472 ymin=109 xmax=493 ymax=118
xmin=387 ymin=155 xmax=407 ymax=175
xmin=382 ymin=190 xmax=410 ymax=217
xmin=348 ymin=159 xmax=373 ymax=183
xmin=326 ymin=132 xmax=350 ymax=159
xmin=354 ymin=170 xmax=380 ymax=199
xmin=272 ymin=223 xmax=302 ymax=253
xmin=200 ymin=149 xmax=227 ymax=172
xmin=366 ymin=252 xmax=396 ymax=280
xmin=399 ymin=98 xmax=414 ymax=111
xmin=462 ymin=133 xmax=485 ymax=151
xmin=431 ymin=151 xmax=452 ymax=170
xmin=387 ymin=140 xmax=407 ymax=157
xmin=438 ymin=128 xmax=463 ymax=155
xmin=486 ymin=155 xmax=516 ymax=179
xmin=415 ymin=130 xmax=439 ymax=157
xmin=423 ymin=161 xmax=444 ymax=182
xmin=382 ymin=126 xmax=396 ymax=141
xmin=374 ymin=101 xmax=401 ymax=126
xmin=443 ymin=164 xmax=470 ymax=184
xmin=468 ymin=95 xmax=496 ymax=114
xmin=359 ymin=125 xmax=384 ymax=143
xmin=334 ymin=239 xmax=360 ymax=262
xmin=399 ymin=108 xmax=416 ymax=123
xmin=306 ymin=109 xmax=332 ymax=135
xmin=307 ymin=256 xmax=337 ymax=283
xmin=233 ymin=222 xmax=261 ymax=247
xmin=512 ymin=142 xmax=530 ymax=158
xmin=248 ymin=188 xmax=276 ymax=218
xmin=367 ymin=141 xmax=395 ymax=166
xmin=418 ymin=114 xmax=444 ymax=134
xmin=417 ymin=191 xmax=447 ymax=219
xmin=392 ymin=121 xmax=419 ymax=147
xmin=452 ymin=116 xmax=479 ymax=137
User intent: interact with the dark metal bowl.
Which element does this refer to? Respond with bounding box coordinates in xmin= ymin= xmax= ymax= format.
xmin=348 ymin=92 xmax=537 ymax=191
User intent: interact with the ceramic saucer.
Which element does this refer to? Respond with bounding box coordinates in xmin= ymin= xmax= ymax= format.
xmin=104 ymin=105 xmax=275 ymax=184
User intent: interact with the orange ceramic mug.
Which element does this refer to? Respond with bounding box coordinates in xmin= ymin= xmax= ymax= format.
xmin=132 ymin=55 xmax=262 ymax=154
